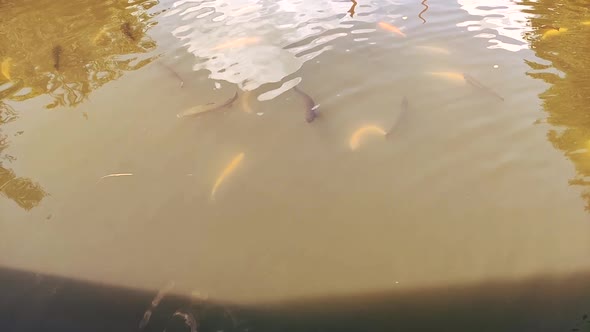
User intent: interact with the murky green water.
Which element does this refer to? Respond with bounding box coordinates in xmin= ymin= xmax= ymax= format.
xmin=1 ymin=0 xmax=590 ymax=310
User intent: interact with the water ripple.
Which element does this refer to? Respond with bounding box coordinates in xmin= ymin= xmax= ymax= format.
xmin=457 ymin=0 xmax=535 ymax=52
xmin=166 ymin=0 xmax=402 ymax=92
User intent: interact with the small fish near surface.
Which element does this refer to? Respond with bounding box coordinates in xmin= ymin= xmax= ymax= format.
xmin=177 ymin=92 xmax=239 ymax=118
xmin=52 ymin=45 xmax=62 ymax=71
xmin=293 ymin=86 xmax=320 ymax=123
xmin=378 ymin=22 xmax=407 ymax=37
xmin=463 ymin=73 xmax=504 ymax=102
xmin=386 ymin=96 xmax=408 ymax=138
xmin=211 ymin=152 xmax=245 ymax=200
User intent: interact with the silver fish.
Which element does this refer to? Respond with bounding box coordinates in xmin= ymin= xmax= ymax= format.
xmin=293 ymin=86 xmax=320 ymax=123
xmin=177 ymin=92 xmax=238 ymax=118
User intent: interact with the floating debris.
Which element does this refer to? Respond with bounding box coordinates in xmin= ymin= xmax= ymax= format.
xmin=52 ymin=45 xmax=63 ymax=71
xmin=173 ymin=310 xmax=198 ymax=332
xmin=1 ymin=58 xmax=12 ymax=80
xmin=211 ymin=152 xmax=245 ymax=200
xmin=293 ymin=86 xmax=319 ymax=123
xmin=378 ymin=22 xmax=406 ymax=37
xmin=256 ymin=112 xmax=264 ymax=116
xmin=177 ymin=92 xmax=238 ymax=118
xmin=349 ymin=125 xmax=387 ymax=150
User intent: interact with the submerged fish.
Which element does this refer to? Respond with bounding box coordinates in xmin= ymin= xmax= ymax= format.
xmin=293 ymin=86 xmax=320 ymax=123
xmin=211 ymin=152 xmax=245 ymax=200
xmin=1 ymin=58 xmax=12 ymax=80
xmin=211 ymin=37 xmax=260 ymax=51
xmin=378 ymin=22 xmax=406 ymax=37
xmin=415 ymin=45 xmax=450 ymax=55
xmin=386 ymin=96 xmax=408 ymax=138
xmin=159 ymin=62 xmax=184 ymax=88
xmin=427 ymin=71 xmax=465 ymax=83
xmin=463 ymin=73 xmax=504 ymax=101
xmin=349 ymin=125 xmax=387 ymax=151
xmin=541 ymin=27 xmax=567 ymax=39
xmin=177 ymin=92 xmax=238 ymax=118
xmin=241 ymin=90 xmax=253 ymax=113
xmin=121 ymin=22 xmax=136 ymax=41
xmin=173 ymin=310 xmax=197 ymax=332
xmin=52 ymin=45 xmax=62 ymax=71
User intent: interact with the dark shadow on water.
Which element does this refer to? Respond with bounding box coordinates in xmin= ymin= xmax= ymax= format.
xmin=1 ymin=266 xmax=588 ymax=332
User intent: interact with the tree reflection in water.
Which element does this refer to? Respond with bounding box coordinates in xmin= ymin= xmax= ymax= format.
xmin=0 ymin=0 xmax=160 ymax=211
xmin=522 ymin=0 xmax=590 ymax=211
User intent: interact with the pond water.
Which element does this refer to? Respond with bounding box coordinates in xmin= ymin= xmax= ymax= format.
xmin=1 ymin=0 xmax=590 ymax=308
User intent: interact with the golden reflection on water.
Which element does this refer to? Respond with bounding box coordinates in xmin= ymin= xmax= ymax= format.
xmin=0 ymin=0 xmax=159 ymax=108
xmin=522 ymin=0 xmax=590 ymax=211
xmin=0 ymin=0 xmax=160 ymax=210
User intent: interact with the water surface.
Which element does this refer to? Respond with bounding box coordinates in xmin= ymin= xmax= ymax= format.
xmin=1 ymin=0 xmax=590 ymax=310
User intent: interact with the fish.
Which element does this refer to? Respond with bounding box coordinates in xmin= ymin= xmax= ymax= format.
xmin=427 ymin=71 xmax=466 ymax=83
xmin=541 ymin=27 xmax=567 ymax=40
xmin=100 ymin=173 xmax=133 ymax=180
xmin=211 ymin=37 xmax=260 ymax=51
xmin=348 ymin=0 xmax=357 ymax=17
xmin=139 ymin=281 xmax=175 ymax=330
xmin=463 ymin=73 xmax=504 ymax=101
xmin=121 ymin=22 xmax=136 ymax=41
xmin=52 ymin=45 xmax=62 ymax=71
xmin=211 ymin=152 xmax=245 ymax=200
xmin=386 ymin=96 xmax=408 ymax=138
xmin=415 ymin=45 xmax=450 ymax=55
xmin=93 ymin=27 xmax=110 ymax=45
xmin=293 ymin=86 xmax=320 ymax=123
xmin=241 ymin=90 xmax=253 ymax=113
xmin=173 ymin=310 xmax=197 ymax=332
xmin=349 ymin=125 xmax=387 ymax=151
xmin=159 ymin=62 xmax=184 ymax=88
xmin=1 ymin=58 xmax=11 ymax=80
xmin=378 ymin=22 xmax=406 ymax=37
xmin=177 ymin=92 xmax=238 ymax=118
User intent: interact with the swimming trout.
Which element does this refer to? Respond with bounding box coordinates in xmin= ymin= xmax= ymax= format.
xmin=463 ymin=73 xmax=504 ymax=102
xmin=293 ymin=86 xmax=320 ymax=123
xmin=176 ymin=92 xmax=238 ymax=118
xmin=386 ymin=96 xmax=408 ymax=138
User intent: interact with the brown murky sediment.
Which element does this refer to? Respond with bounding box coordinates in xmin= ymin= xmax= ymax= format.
xmin=1 ymin=0 xmax=590 ymax=312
